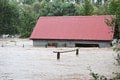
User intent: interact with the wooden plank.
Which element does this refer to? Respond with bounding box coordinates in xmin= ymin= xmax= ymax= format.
xmin=53 ymin=49 xmax=77 ymax=53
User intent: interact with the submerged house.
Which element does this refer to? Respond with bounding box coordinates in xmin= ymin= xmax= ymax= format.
xmin=30 ymin=16 xmax=114 ymax=48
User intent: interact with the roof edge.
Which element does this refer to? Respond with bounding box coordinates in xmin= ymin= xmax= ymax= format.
xmin=30 ymin=38 xmax=112 ymax=41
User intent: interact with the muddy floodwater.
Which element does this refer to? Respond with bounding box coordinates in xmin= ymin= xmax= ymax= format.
xmin=0 ymin=39 xmax=119 ymax=80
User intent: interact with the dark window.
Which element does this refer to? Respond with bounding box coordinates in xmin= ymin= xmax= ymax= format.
xmin=47 ymin=43 xmax=57 ymax=47
xmin=75 ymin=43 xmax=99 ymax=47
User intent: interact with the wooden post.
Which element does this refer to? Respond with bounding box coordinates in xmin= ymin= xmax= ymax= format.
xmin=23 ymin=44 xmax=24 ymax=48
xmin=76 ymin=49 xmax=79 ymax=56
xmin=57 ymin=52 xmax=60 ymax=60
xmin=56 ymin=45 xmax=57 ymax=48
xmin=15 ymin=41 xmax=16 ymax=46
xmin=1 ymin=43 xmax=3 ymax=47
xmin=45 ymin=44 xmax=47 ymax=48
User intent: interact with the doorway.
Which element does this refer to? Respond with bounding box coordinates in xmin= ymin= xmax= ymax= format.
xmin=75 ymin=43 xmax=99 ymax=47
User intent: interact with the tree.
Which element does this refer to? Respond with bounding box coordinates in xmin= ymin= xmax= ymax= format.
xmin=74 ymin=4 xmax=83 ymax=15
xmin=32 ymin=2 xmax=41 ymax=13
xmin=0 ymin=0 xmax=19 ymax=35
xmin=22 ymin=0 xmax=36 ymax=5
xmin=82 ymin=0 xmax=94 ymax=15
xmin=19 ymin=5 xmax=37 ymax=38
xmin=96 ymin=0 xmax=102 ymax=5
xmin=75 ymin=0 xmax=82 ymax=4
xmin=108 ymin=0 xmax=120 ymax=39
xmin=38 ymin=0 xmax=53 ymax=16
xmin=61 ymin=3 xmax=76 ymax=16
xmin=93 ymin=1 xmax=109 ymax=15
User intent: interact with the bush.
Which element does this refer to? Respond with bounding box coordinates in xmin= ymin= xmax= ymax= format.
xmin=88 ymin=68 xmax=107 ymax=80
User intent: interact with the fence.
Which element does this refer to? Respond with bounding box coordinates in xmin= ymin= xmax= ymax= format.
xmin=53 ymin=49 xmax=79 ymax=60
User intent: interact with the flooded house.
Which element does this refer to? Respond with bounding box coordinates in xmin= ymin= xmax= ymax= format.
xmin=30 ymin=16 xmax=114 ymax=48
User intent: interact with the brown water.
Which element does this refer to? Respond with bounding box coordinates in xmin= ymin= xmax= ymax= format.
xmin=0 ymin=39 xmax=118 ymax=80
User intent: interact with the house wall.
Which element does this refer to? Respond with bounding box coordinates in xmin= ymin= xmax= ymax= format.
xmin=33 ymin=39 xmax=111 ymax=48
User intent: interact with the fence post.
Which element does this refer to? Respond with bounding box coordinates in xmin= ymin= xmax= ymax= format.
xmin=45 ymin=44 xmax=47 ymax=48
xmin=1 ymin=43 xmax=3 ymax=47
xmin=76 ymin=49 xmax=79 ymax=56
xmin=23 ymin=44 xmax=24 ymax=48
xmin=15 ymin=41 xmax=16 ymax=46
xmin=57 ymin=52 xmax=60 ymax=60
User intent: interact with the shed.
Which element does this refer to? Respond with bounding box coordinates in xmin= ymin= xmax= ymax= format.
xmin=30 ymin=16 xmax=114 ymax=47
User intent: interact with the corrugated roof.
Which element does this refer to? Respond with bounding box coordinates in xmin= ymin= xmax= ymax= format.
xmin=30 ymin=16 xmax=114 ymax=41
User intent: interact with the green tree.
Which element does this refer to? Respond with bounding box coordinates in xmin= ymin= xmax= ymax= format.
xmin=75 ymin=0 xmax=81 ymax=4
xmin=108 ymin=0 xmax=120 ymax=39
xmin=19 ymin=5 xmax=37 ymax=38
xmin=96 ymin=0 xmax=102 ymax=5
xmin=93 ymin=1 xmax=109 ymax=15
xmin=38 ymin=0 xmax=42 ymax=2
xmin=74 ymin=4 xmax=83 ymax=15
xmin=32 ymin=2 xmax=41 ymax=13
xmin=82 ymin=0 xmax=94 ymax=15
xmin=22 ymin=0 xmax=36 ymax=5
xmin=61 ymin=3 xmax=76 ymax=16
xmin=38 ymin=0 xmax=52 ymax=16
xmin=0 ymin=0 xmax=19 ymax=35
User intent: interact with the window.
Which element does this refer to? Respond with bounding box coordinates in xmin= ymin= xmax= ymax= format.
xmin=75 ymin=43 xmax=99 ymax=47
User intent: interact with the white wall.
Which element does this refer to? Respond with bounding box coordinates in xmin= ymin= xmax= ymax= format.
xmin=33 ymin=39 xmax=111 ymax=48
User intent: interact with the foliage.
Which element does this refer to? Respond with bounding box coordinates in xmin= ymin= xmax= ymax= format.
xmin=19 ymin=5 xmax=37 ymax=38
xmin=93 ymin=2 xmax=109 ymax=15
xmin=82 ymin=0 xmax=94 ymax=15
xmin=108 ymin=0 xmax=120 ymax=39
xmin=22 ymin=0 xmax=36 ymax=5
xmin=74 ymin=4 xmax=83 ymax=15
xmin=0 ymin=0 xmax=19 ymax=35
xmin=88 ymin=68 xmax=107 ymax=80
xmin=113 ymin=72 xmax=120 ymax=79
xmin=32 ymin=2 xmax=41 ymax=13
xmin=112 ymin=42 xmax=120 ymax=79
xmin=61 ymin=2 xmax=76 ymax=16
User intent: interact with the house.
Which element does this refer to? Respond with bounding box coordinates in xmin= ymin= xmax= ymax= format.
xmin=30 ymin=16 xmax=114 ymax=48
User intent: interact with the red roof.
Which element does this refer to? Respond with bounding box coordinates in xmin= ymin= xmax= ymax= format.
xmin=30 ymin=16 xmax=114 ymax=41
